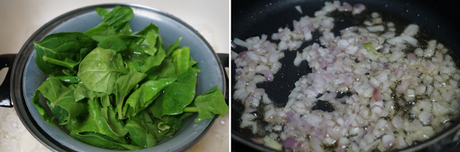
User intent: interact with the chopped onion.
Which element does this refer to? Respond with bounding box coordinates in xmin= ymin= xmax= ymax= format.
xmin=352 ymin=4 xmax=366 ymax=15
xmin=233 ymin=2 xmax=460 ymax=152
xmin=295 ymin=6 xmax=303 ymax=14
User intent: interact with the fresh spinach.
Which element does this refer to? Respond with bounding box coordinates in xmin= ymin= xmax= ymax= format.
xmin=150 ymin=68 xmax=197 ymax=118
xmin=85 ymin=6 xmax=134 ymax=42
xmin=71 ymin=132 xmax=140 ymax=150
xmin=124 ymin=117 xmax=157 ymax=148
xmin=73 ymin=82 xmax=106 ymax=102
xmin=187 ymin=86 xmax=229 ymax=122
xmin=170 ymin=46 xmax=191 ymax=76
xmin=114 ymin=71 xmax=146 ymax=118
xmin=70 ymin=98 xmax=127 ymax=143
xmin=96 ymin=5 xmax=134 ymax=31
xmin=98 ymin=35 xmax=128 ymax=52
xmin=84 ymin=22 xmax=117 ymax=42
xmin=34 ymin=32 xmax=98 ymax=74
xmin=31 ymin=6 xmax=228 ymax=150
xmin=147 ymin=58 xmax=177 ymax=80
xmin=123 ymin=78 xmax=176 ymax=118
xmin=32 ymin=77 xmax=87 ymax=125
xmin=77 ymin=47 xmax=129 ymax=94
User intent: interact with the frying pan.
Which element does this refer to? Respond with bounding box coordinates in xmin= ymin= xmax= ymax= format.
xmin=231 ymin=0 xmax=460 ymax=151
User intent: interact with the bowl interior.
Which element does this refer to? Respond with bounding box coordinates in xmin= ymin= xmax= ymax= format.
xmin=20 ymin=4 xmax=224 ymax=152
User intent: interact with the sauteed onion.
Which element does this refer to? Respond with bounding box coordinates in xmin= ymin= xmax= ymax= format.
xmin=232 ymin=1 xmax=460 ymax=151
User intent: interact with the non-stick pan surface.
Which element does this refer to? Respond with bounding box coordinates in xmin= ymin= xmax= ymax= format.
xmin=231 ymin=0 xmax=460 ymax=151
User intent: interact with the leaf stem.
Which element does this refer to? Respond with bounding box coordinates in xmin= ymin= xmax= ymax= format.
xmin=42 ymin=56 xmax=79 ymax=69
xmin=183 ymin=107 xmax=198 ymax=113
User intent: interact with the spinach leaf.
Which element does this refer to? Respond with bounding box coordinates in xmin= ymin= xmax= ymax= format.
xmin=170 ymin=46 xmax=190 ymax=76
xmin=125 ymin=23 xmax=166 ymax=73
xmin=32 ymin=77 xmax=87 ymax=125
xmin=74 ymin=82 xmax=106 ymax=102
xmin=167 ymin=37 xmax=182 ymax=56
xmin=32 ymin=90 xmax=54 ymax=126
xmin=84 ymin=22 xmax=117 ymax=42
xmin=135 ymin=23 xmax=160 ymax=56
xmin=70 ymin=132 xmax=140 ymax=150
xmin=152 ymin=112 xmax=193 ymax=141
xmin=118 ymin=22 xmax=133 ymax=35
xmin=190 ymin=56 xmax=200 ymax=73
xmin=127 ymin=61 xmax=143 ymax=73
xmin=191 ymin=86 xmax=228 ymax=122
xmin=70 ymin=98 xmax=127 ymax=143
xmin=78 ymin=47 xmax=128 ymax=94
xmin=147 ymin=58 xmax=177 ymax=80
xmin=124 ymin=117 xmax=157 ymax=148
xmin=123 ymin=78 xmax=176 ymax=118
xmin=34 ymin=32 xmax=98 ymax=74
xmin=101 ymin=105 xmax=128 ymax=137
xmin=84 ymin=18 xmax=133 ymax=42
xmin=150 ymin=68 xmax=197 ymax=118
xmin=114 ymin=71 xmax=146 ymax=119
xmin=95 ymin=6 xmax=134 ymax=31
xmin=98 ymin=35 xmax=128 ymax=52
xmin=141 ymin=47 xmax=165 ymax=74
xmin=100 ymin=94 xmax=113 ymax=107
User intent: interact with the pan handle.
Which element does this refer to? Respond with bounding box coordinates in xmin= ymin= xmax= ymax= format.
xmin=217 ymin=53 xmax=229 ymax=103
xmin=0 ymin=54 xmax=16 ymax=107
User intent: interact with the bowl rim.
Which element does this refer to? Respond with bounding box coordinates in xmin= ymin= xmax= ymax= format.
xmin=10 ymin=3 xmax=226 ymax=151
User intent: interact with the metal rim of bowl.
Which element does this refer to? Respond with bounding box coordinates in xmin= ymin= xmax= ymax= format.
xmin=10 ymin=3 xmax=226 ymax=151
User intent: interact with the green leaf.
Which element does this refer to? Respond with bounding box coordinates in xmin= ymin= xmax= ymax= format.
xmin=70 ymin=98 xmax=127 ymax=143
xmin=141 ymin=48 xmax=165 ymax=73
xmin=135 ymin=23 xmax=160 ymax=56
xmin=124 ymin=23 xmax=165 ymax=74
xmin=78 ymin=47 xmax=128 ymax=94
xmin=32 ymin=77 xmax=87 ymax=125
xmin=101 ymin=105 xmax=128 ymax=137
xmin=170 ymin=46 xmax=191 ymax=76
xmin=74 ymin=82 xmax=106 ymax=102
xmin=70 ymin=132 xmax=140 ymax=150
xmin=123 ymin=78 xmax=176 ymax=118
xmin=34 ymin=32 xmax=98 ymax=74
xmin=193 ymin=86 xmax=228 ymax=122
xmin=190 ymin=57 xmax=200 ymax=73
xmin=124 ymin=117 xmax=157 ymax=148
xmin=114 ymin=71 xmax=147 ymax=119
xmin=150 ymin=68 xmax=197 ymax=118
xmin=147 ymin=58 xmax=177 ymax=80
xmin=32 ymin=90 xmax=54 ymax=126
xmin=98 ymin=35 xmax=128 ymax=52
xmin=96 ymin=6 xmax=134 ymax=31
xmin=167 ymin=37 xmax=182 ymax=56
xmin=118 ymin=22 xmax=133 ymax=35
xmin=84 ymin=22 xmax=117 ymax=42
xmin=152 ymin=112 xmax=193 ymax=141
xmin=127 ymin=61 xmax=143 ymax=72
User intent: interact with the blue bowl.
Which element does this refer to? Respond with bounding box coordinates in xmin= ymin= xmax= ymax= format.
xmin=10 ymin=3 xmax=226 ymax=152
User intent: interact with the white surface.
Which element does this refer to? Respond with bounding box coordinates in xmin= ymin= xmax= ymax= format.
xmin=0 ymin=0 xmax=229 ymax=152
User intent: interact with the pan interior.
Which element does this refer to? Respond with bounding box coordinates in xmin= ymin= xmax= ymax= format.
xmin=231 ymin=0 xmax=460 ymax=151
